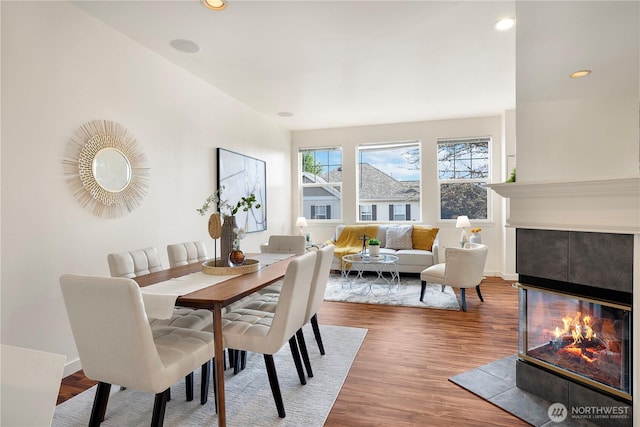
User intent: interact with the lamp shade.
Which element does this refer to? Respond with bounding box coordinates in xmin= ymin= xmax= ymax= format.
xmin=295 ymin=217 xmax=308 ymax=228
xmin=455 ymin=215 xmax=471 ymax=228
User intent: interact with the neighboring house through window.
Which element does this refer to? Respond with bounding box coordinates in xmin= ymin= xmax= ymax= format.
xmin=300 ymin=148 xmax=342 ymax=220
xmin=357 ymin=141 xmax=421 ymax=222
xmin=437 ymin=137 xmax=490 ymax=220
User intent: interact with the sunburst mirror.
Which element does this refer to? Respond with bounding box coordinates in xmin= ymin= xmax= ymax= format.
xmin=63 ymin=120 xmax=150 ymax=218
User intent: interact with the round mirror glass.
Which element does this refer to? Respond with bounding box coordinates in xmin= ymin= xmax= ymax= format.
xmin=92 ymin=148 xmax=132 ymax=192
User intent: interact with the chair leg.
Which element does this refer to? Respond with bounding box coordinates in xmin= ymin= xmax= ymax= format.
xmin=151 ymin=388 xmax=170 ymax=427
xmin=420 ymin=280 xmax=426 ymax=301
xmin=296 ymin=328 xmax=314 ymax=378
xmin=476 ymin=285 xmax=484 ymax=302
xmin=460 ymin=288 xmax=467 ymax=312
xmin=310 ymin=314 xmax=325 ymax=355
xmin=185 ymin=372 xmax=194 ymax=401
xmin=89 ymin=381 xmax=111 ymax=427
xmin=288 ymin=336 xmax=307 ymax=385
xmin=200 ymin=360 xmax=210 ymax=405
xmin=264 ymin=354 xmax=286 ymax=418
xmin=240 ymin=350 xmax=247 ymax=370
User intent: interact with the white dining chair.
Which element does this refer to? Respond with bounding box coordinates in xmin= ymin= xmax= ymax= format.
xmin=167 ymin=241 xmax=209 ymax=267
xmin=241 ymin=245 xmax=334 ymax=377
xmin=221 ymin=251 xmax=317 ymax=418
xmin=59 ymin=274 xmax=215 ymax=427
xmin=107 ymin=247 xmax=213 ymax=403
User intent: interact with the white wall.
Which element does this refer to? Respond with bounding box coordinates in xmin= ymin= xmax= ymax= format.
xmin=1 ymin=1 xmax=291 ymax=375
xmin=515 ymin=1 xmax=639 ymax=182
xmin=292 ymin=115 xmax=507 ymax=276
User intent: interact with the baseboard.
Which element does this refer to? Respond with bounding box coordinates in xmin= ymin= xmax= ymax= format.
xmin=63 ymin=357 xmax=82 ymax=378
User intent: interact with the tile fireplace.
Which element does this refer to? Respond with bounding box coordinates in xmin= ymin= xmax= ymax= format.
xmin=515 ymin=228 xmax=633 ymax=425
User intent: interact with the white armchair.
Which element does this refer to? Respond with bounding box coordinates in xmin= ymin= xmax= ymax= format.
xmin=419 ymin=242 xmax=488 ymax=311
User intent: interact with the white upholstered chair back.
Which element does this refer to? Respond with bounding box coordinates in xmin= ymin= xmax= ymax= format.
xmin=261 ymin=235 xmax=306 ymax=256
xmin=305 ymin=245 xmax=334 ymax=323
xmin=59 ymin=275 xmax=171 ymax=391
xmin=107 ymin=247 xmax=163 ymax=278
xmin=254 ymin=251 xmax=316 ymax=354
xmin=167 ymin=241 xmax=208 ymax=267
xmin=444 ymin=243 xmax=488 ymax=289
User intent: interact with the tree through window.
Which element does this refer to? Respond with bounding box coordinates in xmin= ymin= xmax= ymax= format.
xmin=437 ymin=137 xmax=490 ymax=220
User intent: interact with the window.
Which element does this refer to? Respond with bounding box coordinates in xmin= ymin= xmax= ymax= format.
xmin=391 ymin=204 xmax=408 ymax=221
xmin=357 ymin=141 xmax=421 ymax=222
xmin=300 ymin=148 xmax=342 ymax=220
xmin=437 ymin=137 xmax=490 ymax=220
xmin=359 ymin=205 xmax=374 ymax=221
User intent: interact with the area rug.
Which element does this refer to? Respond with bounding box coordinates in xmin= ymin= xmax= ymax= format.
xmin=324 ymin=273 xmax=460 ymax=310
xmin=53 ymin=324 xmax=366 ymax=427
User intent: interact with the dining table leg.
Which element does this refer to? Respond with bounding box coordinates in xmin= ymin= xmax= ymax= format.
xmin=213 ymin=302 xmax=226 ymax=427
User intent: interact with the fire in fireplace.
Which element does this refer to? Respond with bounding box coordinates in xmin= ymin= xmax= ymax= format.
xmin=519 ymin=284 xmax=632 ymax=401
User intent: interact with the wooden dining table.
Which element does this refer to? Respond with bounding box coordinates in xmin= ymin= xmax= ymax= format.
xmin=133 ymin=254 xmax=295 ymax=427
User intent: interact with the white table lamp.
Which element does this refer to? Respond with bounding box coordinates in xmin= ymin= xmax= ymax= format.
xmin=295 ymin=216 xmax=308 ymax=236
xmin=456 ymin=215 xmax=471 ymax=247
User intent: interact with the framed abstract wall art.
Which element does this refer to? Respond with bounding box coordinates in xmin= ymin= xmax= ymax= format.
xmin=217 ymin=148 xmax=267 ymax=233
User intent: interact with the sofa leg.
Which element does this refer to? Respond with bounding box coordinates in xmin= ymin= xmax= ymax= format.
xmin=460 ymin=288 xmax=467 ymax=312
xmin=420 ymin=281 xmax=427 ymax=301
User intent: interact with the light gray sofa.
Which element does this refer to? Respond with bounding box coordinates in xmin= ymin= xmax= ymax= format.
xmin=329 ymin=224 xmax=439 ymax=274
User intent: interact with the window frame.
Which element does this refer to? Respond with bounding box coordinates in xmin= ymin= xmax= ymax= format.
xmin=437 ymin=137 xmax=491 ymax=222
xmin=299 ymin=147 xmax=343 ymax=222
xmin=356 ymin=140 xmax=421 ymax=223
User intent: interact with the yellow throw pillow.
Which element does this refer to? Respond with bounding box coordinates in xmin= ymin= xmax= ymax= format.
xmin=412 ymin=226 xmax=439 ymax=251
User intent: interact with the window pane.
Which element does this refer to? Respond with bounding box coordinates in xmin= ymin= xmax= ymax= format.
xmin=301 ymin=148 xmax=342 ymax=221
xmin=440 ymin=182 xmax=488 ymax=220
xmin=437 ymin=137 xmax=490 ymax=220
xmin=357 ymin=141 xmax=420 ymax=222
xmin=300 ymin=148 xmax=342 ymax=181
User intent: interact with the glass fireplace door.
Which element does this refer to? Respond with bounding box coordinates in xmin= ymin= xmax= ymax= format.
xmin=518 ymin=284 xmax=632 ymax=401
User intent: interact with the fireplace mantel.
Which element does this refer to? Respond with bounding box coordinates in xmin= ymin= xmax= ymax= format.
xmin=488 ymin=176 xmax=640 ymax=234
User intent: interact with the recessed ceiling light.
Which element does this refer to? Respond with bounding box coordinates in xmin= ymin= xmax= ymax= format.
xmin=494 ymin=17 xmax=515 ymax=31
xmin=277 ymin=112 xmax=294 ymax=117
xmin=202 ymin=0 xmax=226 ymax=11
xmin=570 ymin=70 xmax=592 ymax=78
xmin=169 ymin=39 xmax=200 ymax=54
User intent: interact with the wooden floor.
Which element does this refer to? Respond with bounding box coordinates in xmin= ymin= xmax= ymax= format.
xmin=58 ymin=276 xmax=529 ymax=426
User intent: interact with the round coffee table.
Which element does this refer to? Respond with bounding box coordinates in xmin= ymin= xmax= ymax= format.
xmin=341 ymin=254 xmax=400 ymax=294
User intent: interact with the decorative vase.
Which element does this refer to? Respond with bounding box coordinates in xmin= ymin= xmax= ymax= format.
xmin=369 ymin=245 xmax=380 ymax=257
xmin=469 ymin=233 xmax=482 ymax=244
xmin=220 ymin=215 xmax=237 ymax=266
xmin=228 ymin=249 xmax=246 ymax=267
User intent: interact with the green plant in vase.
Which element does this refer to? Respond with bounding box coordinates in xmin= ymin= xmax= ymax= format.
xmin=368 ymin=238 xmax=381 ymax=256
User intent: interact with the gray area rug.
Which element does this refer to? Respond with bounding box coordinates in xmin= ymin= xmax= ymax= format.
xmin=53 ymin=324 xmax=366 ymax=427
xmin=324 ymin=273 xmax=460 ymax=310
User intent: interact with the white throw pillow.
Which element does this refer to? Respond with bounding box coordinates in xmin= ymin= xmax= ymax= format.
xmin=386 ymin=225 xmax=413 ymax=250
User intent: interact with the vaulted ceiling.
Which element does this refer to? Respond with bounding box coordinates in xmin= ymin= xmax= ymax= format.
xmin=72 ymin=1 xmax=517 ymax=130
